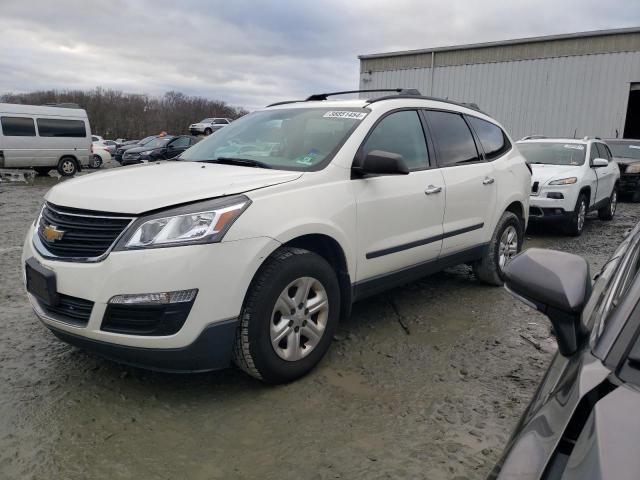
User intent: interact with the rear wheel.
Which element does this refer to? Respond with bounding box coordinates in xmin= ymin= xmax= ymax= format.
xmin=57 ymin=157 xmax=77 ymax=176
xmin=33 ymin=167 xmax=51 ymax=176
xmin=473 ymin=211 xmax=523 ymax=286
xmin=233 ymin=247 xmax=340 ymax=383
xmin=90 ymin=155 xmax=103 ymax=169
xmin=598 ymin=188 xmax=617 ymax=221
xmin=566 ymin=194 xmax=588 ymax=236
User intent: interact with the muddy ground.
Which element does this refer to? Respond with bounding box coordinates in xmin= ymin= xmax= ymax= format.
xmin=1 ymin=171 xmax=638 ymax=480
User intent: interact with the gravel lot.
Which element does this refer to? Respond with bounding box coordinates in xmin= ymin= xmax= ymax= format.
xmin=1 ymin=171 xmax=638 ymax=479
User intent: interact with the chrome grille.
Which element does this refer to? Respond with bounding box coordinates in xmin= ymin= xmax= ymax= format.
xmin=36 ymin=203 xmax=134 ymax=260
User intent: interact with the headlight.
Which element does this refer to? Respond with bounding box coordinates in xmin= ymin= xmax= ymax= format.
xmin=626 ymin=163 xmax=640 ymax=174
xmin=548 ymin=177 xmax=577 ymax=185
xmin=140 ymin=150 xmax=153 ymax=155
xmin=115 ymin=196 xmax=251 ymax=250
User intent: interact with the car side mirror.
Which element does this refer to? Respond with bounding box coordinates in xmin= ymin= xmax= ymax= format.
xmin=592 ymin=158 xmax=608 ymax=168
xmin=356 ymin=150 xmax=410 ymax=175
xmin=503 ymin=248 xmax=592 ymax=357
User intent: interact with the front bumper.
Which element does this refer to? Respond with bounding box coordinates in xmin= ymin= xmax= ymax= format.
xmin=22 ymin=226 xmax=280 ymax=365
xmin=44 ymin=317 xmax=238 ymax=373
xmin=619 ymin=173 xmax=640 ymax=195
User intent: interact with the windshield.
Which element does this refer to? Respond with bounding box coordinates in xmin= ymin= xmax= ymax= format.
xmin=517 ymin=142 xmax=586 ymax=166
xmin=608 ymin=142 xmax=640 ymax=160
xmin=180 ymin=107 xmax=368 ymax=170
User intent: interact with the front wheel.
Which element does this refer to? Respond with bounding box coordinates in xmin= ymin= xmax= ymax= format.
xmin=473 ymin=211 xmax=523 ymax=286
xmin=566 ymin=194 xmax=588 ymax=236
xmin=598 ymin=188 xmax=617 ymax=221
xmin=57 ymin=157 xmax=78 ymax=176
xmin=204 ymin=128 xmax=213 ymax=135
xmin=233 ymin=247 xmax=340 ymax=383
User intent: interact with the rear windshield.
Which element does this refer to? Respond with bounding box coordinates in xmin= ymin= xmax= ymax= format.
xmin=609 ymin=143 xmax=640 ymax=160
xmin=517 ymin=142 xmax=586 ymax=166
xmin=180 ymin=107 xmax=368 ymax=171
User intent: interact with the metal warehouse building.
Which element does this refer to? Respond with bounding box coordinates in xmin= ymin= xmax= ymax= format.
xmin=358 ymin=27 xmax=640 ymax=140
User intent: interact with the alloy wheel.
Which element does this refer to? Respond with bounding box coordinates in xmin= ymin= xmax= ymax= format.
xmin=270 ymin=276 xmax=329 ymax=361
xmin=498 ymin=225 xmax=518 ymax=270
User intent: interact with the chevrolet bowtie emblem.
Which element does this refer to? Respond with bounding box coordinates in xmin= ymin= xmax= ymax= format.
xmin=42 ymin=225 xmax=65 ymax=243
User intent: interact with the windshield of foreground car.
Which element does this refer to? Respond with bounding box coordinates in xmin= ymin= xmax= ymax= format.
xmin=179 ymin=107 xmax=369 ymax=171
xmin=517 ymin=142 xmax=586 ymax=166
xmin=608 ymin=143 xmax=640 ymax=160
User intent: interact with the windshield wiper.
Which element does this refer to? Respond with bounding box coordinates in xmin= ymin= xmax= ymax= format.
xmin=205 ymin=157 xmax=273 ymax=169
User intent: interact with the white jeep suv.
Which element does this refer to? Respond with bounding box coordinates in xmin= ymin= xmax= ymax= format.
xmin=23 ymin=89 xmax=530 ymax=383
xmin=517 ymin=137 xmax=620 ymax=236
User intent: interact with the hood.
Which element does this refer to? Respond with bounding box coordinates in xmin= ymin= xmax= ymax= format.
xmin=530 ymin=164 xmax=581 ymax=185
xmin=614 ymin=156 xmax=640 ymax=166
xmin=46 ymin=162 xmax=303 ymax=214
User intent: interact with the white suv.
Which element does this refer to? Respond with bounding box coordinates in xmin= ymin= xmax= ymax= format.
xmin=188 ymin=117 xmax=231 ymax=136
xmin=22 ymin=90 xmax=530 ymax=383
xmin=517 ymin=137 xmax=620 ymax=236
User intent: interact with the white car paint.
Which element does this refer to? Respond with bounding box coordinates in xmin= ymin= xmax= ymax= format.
xmin=518 ymin=138 xmax=620 ymax=217
xmin=22 ymin=96 xmax=530 ymax=368
xmin=188 ymin=117 xmax=231 ymax=135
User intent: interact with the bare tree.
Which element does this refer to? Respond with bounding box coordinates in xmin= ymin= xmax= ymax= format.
xmin=0 ymin=88 xmax=249 ymax=139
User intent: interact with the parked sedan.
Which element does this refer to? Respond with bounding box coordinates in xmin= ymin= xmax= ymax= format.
xmin=137 ymin=135 xmax=199 ymax=163
xmin=114 ymin=135 xmax=162 ymax=163
xmin=490 ymin=224 xmax=640 ymax=480
xmin=90 ymin=144 xmax=111 ymax=169
xmin=606 ymin=138 xmax=640 ymax=201
xmin=120 ymin=136 xmax=179 ymax=165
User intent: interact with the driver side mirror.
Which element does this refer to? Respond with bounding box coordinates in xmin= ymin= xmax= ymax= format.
xmin=355 ymin=150 xmax=410 ymax=176
xmin=503 ymin=248 xmax=592 ymax=357
xmin=592 ymin=158 xmax=608 ymax=168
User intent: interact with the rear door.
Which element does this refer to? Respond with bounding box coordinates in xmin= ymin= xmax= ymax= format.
xmin=424 ymin=110 xmax=496 ymax=256
xmin=354 ymin=109 xmax=445 ymax=282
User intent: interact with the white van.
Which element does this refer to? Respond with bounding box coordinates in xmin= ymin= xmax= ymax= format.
xmin=0 ymin=103 xmax=92 ymax=176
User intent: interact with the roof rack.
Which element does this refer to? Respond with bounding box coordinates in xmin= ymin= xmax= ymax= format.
xmin=264 ymin=89 xmax=485 ymax=114
xmin=582 ymin=136 xmax=602 ymax=141
xmin=520 ymin=135 xmax=547 ymax=140
xmin=265 ymin=88 xmax=421 ymax=107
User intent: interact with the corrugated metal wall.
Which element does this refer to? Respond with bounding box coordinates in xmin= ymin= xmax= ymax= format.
xmin=360 ymin=52 xmax=640 ymax=140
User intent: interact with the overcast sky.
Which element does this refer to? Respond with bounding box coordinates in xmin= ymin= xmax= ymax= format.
xmin=0 ymin=0 xmax=638 ymax=110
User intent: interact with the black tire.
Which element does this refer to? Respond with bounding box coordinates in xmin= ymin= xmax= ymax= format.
xmin=598 ymin=188 xmax=617 ymax=221
xmin=473 ymin=211 xmax=523 ymax=286
xmin=233 ymin=247 xmax=340 ymax=383
xmin=631 ymin=191 xmax=640 ymax=203
xmin=90 ymin=155 xmax=103 ymax=169
xmin=566 ymin=193 xmax=588 ymax=236
xmin=57 ymin=157 xmax=78 ymax=176
xmin=33 ymin=167 xmax=51 ymax=176
xmin=204 ymin=128 xmax=213 ymax=135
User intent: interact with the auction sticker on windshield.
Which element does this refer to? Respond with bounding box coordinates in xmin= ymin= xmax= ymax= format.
xmin=323 ymin=111 xmax=368 ymax=120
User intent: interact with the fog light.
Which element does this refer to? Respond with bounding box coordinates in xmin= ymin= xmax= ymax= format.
xmin=547 ymin=192 xmax=564 ymax=199
xmin=109 ymin=289 xmax=198 ymax=305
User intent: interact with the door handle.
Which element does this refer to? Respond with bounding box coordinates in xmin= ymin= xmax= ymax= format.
xmin=482 ymin=177 xmax=495 ymax=185
xmin=424 ymin=185 xmax=442 ymax=195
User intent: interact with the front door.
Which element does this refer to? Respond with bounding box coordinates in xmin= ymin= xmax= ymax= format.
xmin=354 ymin=110 xmax=445 ymax=282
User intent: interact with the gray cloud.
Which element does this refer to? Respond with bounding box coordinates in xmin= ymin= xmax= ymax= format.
xmin=0 ymin=0 xmax=638 ymax=110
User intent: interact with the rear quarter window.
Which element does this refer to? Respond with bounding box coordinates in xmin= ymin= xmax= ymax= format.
xmin=466 ymin=116 xmax=511 ymax=160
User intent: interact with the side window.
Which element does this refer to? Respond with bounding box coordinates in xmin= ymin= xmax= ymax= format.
xmin=37 ymin=118 xmax=86 ymax=137
xmin=214 ymin=119 xmax=228 ymax=125
xmin=425 ymin=111 xmax=480 ymax=167
xmin=596 ymin=143 xmax=612 ymax=161
xmin=170 ymin=137 xmax=190 ymax=148
xmin=466 ymin=116 xmax=511 ymax=160
xmin=589 ymin=144 xmax=600 ymax=162
xmin=1 ymin=116 xmax=36 ymax=136
xmin=362 ymin=110 xmax=428 ymax=171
